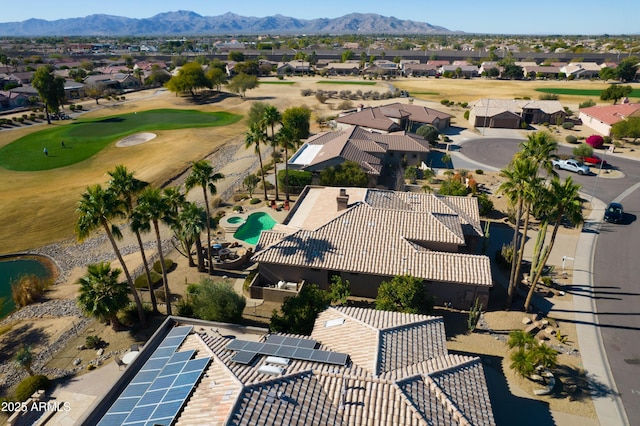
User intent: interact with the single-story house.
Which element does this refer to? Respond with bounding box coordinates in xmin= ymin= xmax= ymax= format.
xmin=469 ymin=98 xmax=567 ymax=128
xmin=0 ymin=90 xmax=30 ymax=111
xmin=402 ymin=63 xmax=439 ymax=77
xmin=579 ymin=103 xmax=640 ymax=136
xmin=323 ymin=62 xmax=361 ymax=76
xmin=334 ymin=102 xmax=452 ymax=132
xmin=289 ymin=126 xmax=431 ymax=185
xmin=522 ymin=65 xmax=562 ymax=79
xmin=276 ymin=60 xmax=312 ymax=76
xmin=560 ymin=62 xmax=601 ymax=79
xmin=438 ymin=65 xmax=479 ymax=78
xmin=252 ymin=186 xmax=492 ymax=309
xmin=82 ymin=311 xmax=495 ymax=425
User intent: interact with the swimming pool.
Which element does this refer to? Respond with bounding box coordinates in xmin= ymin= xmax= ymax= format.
xmin=227 ymin=216 xmax=245 ymax=224
xmin=233 ymin=212 xmax=277 ymax=245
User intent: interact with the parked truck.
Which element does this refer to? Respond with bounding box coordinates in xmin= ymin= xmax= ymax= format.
xmin=551 ymin=158 xmax=590 ymax=175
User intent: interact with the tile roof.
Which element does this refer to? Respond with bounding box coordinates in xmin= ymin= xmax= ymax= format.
xmin=253 ymin=189 xmax=491 ymax=287
xmin=94 ymin=306 xmax=495 ymax=426
xmin=471 ymin=98 xmax=565 ymax=116
xmin=294 ymin=126 xmax=428 ymax=176
xmin=336 ymin=103 xmax=452 ymax=131
xmin=579 ymin=103 xmax=640 ymax=125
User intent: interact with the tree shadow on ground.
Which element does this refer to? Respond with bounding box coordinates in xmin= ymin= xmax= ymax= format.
xmin=0 ymin=323 xmax=47 ymax=364
xmin=551 ymin=363 xmax=618 ymax=402
xmin=453 ymin=352 xmax=555 ymax=426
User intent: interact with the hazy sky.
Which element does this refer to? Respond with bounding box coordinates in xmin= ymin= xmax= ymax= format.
xmin=2 ymin=0 xmax=638 ymax=35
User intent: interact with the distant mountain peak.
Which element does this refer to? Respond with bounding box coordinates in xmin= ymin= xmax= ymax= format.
xmin=0 ymin=11 xmax=455 ymax=36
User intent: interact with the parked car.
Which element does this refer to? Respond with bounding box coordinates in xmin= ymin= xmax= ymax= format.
xmin=604 ymin=202 xmax=624 ymax=223
xmin=551 ymin=158 xmax=590 ymax=175
xmin=581 ymin=154 xmax=607 ymax=166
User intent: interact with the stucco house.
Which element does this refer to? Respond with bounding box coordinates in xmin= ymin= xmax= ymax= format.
xmin=335 ymin=102 xmax=452 ymax=132
xmin=83 ymin=310 xmax=495 ymax=425
xmin=579 ymin=103 xmax=640 ymax=136
xmin=251 ymin=187 xmax=492 ymax=309
xmin=288 ymin=126 xmax=430 ymax=186
xmin=469 ymin=98 xmax=567 ymax=128
xmin=323 ymin=62 xmax=361 ymax=76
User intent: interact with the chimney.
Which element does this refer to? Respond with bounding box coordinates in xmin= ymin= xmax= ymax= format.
xmin=337 ymin=188 xmax=349 ymax=211
xmin=357 ymin=104 xmax=364 ymax=112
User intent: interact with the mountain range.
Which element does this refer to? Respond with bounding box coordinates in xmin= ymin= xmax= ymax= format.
xmin=0 ymin=11 xmax=454 ymax=36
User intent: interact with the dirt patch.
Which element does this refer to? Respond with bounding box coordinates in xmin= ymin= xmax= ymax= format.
xmin=115 ymin=132 xmax=157 ymax=147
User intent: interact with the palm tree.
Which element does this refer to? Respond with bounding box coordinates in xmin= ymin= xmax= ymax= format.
xmin=275 ymin=124 xmax=297 ymax=202
xmin=245 ymin=123 xmax=269 ymax=200
xmin=14 ymin=345 xmax=34 ymax=376
xmin=132 ymin=187 xmax=173 ymax=315
xmin=76 ymin=262 xmax=129 ymax=331
xmin=499 ymin=158 xmax=539 ymax=307
xmin=510 ymin=348 xmax=536 ymax=378
xmin=529 ymin=343 xmax=558 ymax=369
xmin=76 ymin=184 xmax=147 ymax=328
xmin=263 ymin=106 xmax=282 ymax=200
xmin=507 ymin=329 xmax=536 ymax=350
xmin=515 ymin=131 xmax=558 ymax=177
xmin=184 ymin=160 xmax=224 ymax=275
xmin=173 ymin=202 xmax=207 ymax=271
xmin=107 ymin=165 xmax=158 ymax=314
xmin=525 ymin=177 xmax=583 ymax=310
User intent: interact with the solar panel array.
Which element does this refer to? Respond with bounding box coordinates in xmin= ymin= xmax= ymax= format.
xmin=226 ymin=335 xmax=349 ymax=366
xmin=99 ymin=326 xmax=211 ymax=426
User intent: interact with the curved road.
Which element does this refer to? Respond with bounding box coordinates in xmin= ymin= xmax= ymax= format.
xmin=458 ymin=137 xmax=640 ymax=426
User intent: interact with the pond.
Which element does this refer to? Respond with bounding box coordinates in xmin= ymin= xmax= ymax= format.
xmin=0 ymin=256 xmax=55 ymax=318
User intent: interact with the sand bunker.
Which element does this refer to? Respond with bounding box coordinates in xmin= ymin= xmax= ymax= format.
xmin=116 ymin=132 xmax=157 ymax=147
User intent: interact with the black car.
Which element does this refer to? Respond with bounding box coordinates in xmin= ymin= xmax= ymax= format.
xmin=604 ymin=202 xmax=624 ymax=223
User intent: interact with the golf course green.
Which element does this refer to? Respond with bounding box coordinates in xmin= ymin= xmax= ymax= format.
xmin=0 ymin=109 xmax=242 ymax=171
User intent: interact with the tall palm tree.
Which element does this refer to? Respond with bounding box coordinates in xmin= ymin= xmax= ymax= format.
xmin=525 ymin=177 xmax=583 ymax=310
xmin=276 ymin=124 xmax=297 ymax=202
xmin=76 ymin=184 xmax=147 ymax=328
xmin=132 ymin=187 xmax=173 ymax=315
xmin=499 ymin=158 xmax=539 ymax=307
xmin=76 ymin=262 xmax=129 ymax=331
xmin=263 ymin=106 xmax=282 ymax=200
xmin=515 ymin=131 xmax=558 ymax=177
xmin=184 ymin=160 xmax=224 ymax=275
xmin=245 ymin=123 xmax=269 ymax=200
xmin=173 ymin=202 xmax=207 ymax=271
xmin=107 ymin=165 xmax=158 ymax=314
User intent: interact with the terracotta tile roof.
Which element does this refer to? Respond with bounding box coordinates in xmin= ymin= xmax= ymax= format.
xmin=472 ymin=99 xmax=565 ymax=116
xmin=336 ymin=103 xmax=452 ymax=131
xmin=579 ymin=103 xmax=640 ymax=125
xmin=253 ymin=190 xmax=491 ymax=286
xmin=295 ymin=126 xmax=427 ymax=176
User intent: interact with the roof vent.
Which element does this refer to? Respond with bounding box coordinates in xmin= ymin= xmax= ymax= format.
xmin=337 ymin=189 xmax=349 ymax=211
xmin=325 ymin=318 xmax=345 ymax=328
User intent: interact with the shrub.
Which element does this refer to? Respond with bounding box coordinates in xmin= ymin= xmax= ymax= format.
xmin=496 ymin=243 xmax=514 ymax=269
xmin=11 ymin=275 xmax=52 ymax=308
xmin=210 ymin=196 xmax=222 ymax=208
xmin=539 ymin=93 xmax=559 ymax=100
xmin=15 ymin=375 xmax=50 ymax=402
xmin=134 ymin=271 xmax=163 ymax=289
xmin=475 ymin=193 xmax=494 ymax=217
xmin=233 ymin=193 xmax=248 ymax=202
xmin=440 ymin=99 xmax=450 ymax=105
xmin=520 ymin=121 xmax=528 ymax=129
xmin=300 ymin=89 xmax=313 ymax=96
xmin=475 ymin=169 xmax=484 ymax=175
xmin=76 ymin=105 xmax=83 ymax=110
xmin=191 ymin=278 xmax=246 ymax=323
xmin=579 ymin=99 xmax=596 ymax=108
xmin=262 ymin=181 xmax=274 ymax=191
xmin=249 ymin=198 xmax=261 ymax=205
xmin=154 ymin=289 xmax=166 ymax=303
xmin=176 ymin=299 xmax=195 ymax=317
xmin=153 ymin=258 xmax=174 ymax=274
xmin=85 ymin=335 xmax=105 ymax=349
xmin=603 ymin=136 xmax=612 ymax=145
xmin=572 ymin=143 xmax=593 ymax=158
xmin=463 ymin=110 xmax=470 ymax=120
xmin=565 ymin=135 xmax=578 ymax=144
xmin=562 ymin=122 xmax=575 ymax=130
xmin=278 ymin=169 xmax=313 ymax=193
xmin=586 ymin=134 xmax=604 ymax=149
xmin=232 ymin=205 xmax=243 ymax=212
xmin=120 ymin=302 xmax=154 ymax=326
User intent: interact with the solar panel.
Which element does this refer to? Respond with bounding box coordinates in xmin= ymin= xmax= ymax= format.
xmin=296 ymin=339 xmax=318 ymax=349
xmin=293 ymin=347 xmax=313 ymax=360
xmin=173 ymin=371 xmax=202 ymax=387
xmin=148 ymin=400 xmax=184 ymax=423
xmin=167 ymin=350 xmax=195 ymax=364
xmin=140 ymin=358 xmax=168 ymax=372
xmin=148 ymin=375 xmax=175 ymax=391
xmin=98 ymin=412 xmax=128 ymax=426
xmin=261 ymin=343 xmax=280 ymax=354
xmin=163 ymin=385 xmax=192 ymax=402
xmin=265 ymin=335 xmax=285 ymax=345
xmin=309 ymin=350 xmax=331 ymax=363
xmin=226 ymin=339 xmax=249 ymax=351
xmin=150 ymin=347 xmax=176 ymax=359
xmin=183 ymin=357 xmax=210 ymax=372
xmin=274 ymin=345 xmax=296 ymax=358
xmin=166 ymin=325 xmax=193 ymax=338
xmin=109 ymin=397 xmax=139 ymax=413
xmin=243 ymin=341 xmax=264 ymax=352
xmin=137 ymin=389 xmax=166 ymax=406
xmin=120 ymin=383 xmax=150 ymax=398
xmin=124 ymin=404 xmax=155 ymax=423
xmin=231 ymin=351 xmax=257 ymax=365
xmin=158 ymin=336 xmax=185 ymax=348
xmin=130 ymin=370 xmax=159 ymax=385
xmin=158 ymin=362 xmax=185 ymax=377
xmin=327 ymin=352 xmax=349 ymax=365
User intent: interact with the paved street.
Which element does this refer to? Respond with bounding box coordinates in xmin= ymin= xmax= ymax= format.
xmin=455 ymin=132 xmax=639 ymax=426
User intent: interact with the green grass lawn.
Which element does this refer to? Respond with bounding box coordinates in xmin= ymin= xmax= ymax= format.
xmin=259 ymin=81 xmax=296 ymax=85
xmin=535 ymin=87 xmax=640 ymax=98
xmin=317 ymin=80 xmax=377 ymax=85
xmin=0 ymin=109 xmax=242 ymax=171
xmin=409 ymin=91 xmax=440 ymax=96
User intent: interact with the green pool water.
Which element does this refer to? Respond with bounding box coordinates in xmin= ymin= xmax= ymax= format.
xmin=233 ymin=212 xmax=277 ymax=245
xmin=0 ymin=257 xmax=51 ymax=318
xmin=227 ymin=216 xmax=245 ymax=224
